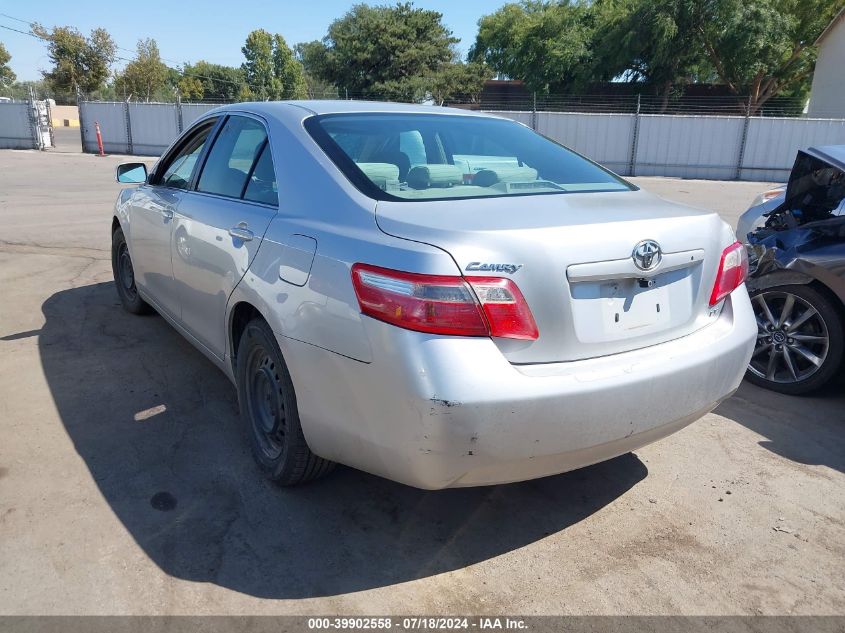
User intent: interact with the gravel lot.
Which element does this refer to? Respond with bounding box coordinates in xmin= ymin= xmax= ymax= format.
xmin=1 ymin=144 xmax=843 ymax=616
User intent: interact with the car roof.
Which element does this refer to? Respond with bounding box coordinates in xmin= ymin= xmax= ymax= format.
xmin=215 ymin=100 xmax=495 ymax=118
xmin=807 ymin=145 xmax=845 ymax=171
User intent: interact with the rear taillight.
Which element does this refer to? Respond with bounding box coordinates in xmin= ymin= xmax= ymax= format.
xmin=709 ymin=241 xmax=748 ymax=306
xmin=467 ymin=276 xmax=539 ymax=340
xmin=351 ymin=264 xmax=539 ymax=340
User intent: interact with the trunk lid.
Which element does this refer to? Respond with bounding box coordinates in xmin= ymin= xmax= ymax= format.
xmin=376 ymin=189 xmax=731 ymax=364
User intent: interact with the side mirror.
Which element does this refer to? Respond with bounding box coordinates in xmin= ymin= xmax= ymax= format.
xmin=116 ymin=162 xmax=148 ymax=184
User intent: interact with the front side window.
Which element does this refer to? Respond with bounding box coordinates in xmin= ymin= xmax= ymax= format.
xmin=305 ymin=113 xmax=633 ymax=201
xmin=197 ymin=116 xmax=269 ymax=199
xmin=157 ymin=119 xmax=217 ymax=190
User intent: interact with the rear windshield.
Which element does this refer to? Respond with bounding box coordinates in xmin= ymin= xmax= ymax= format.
xmin=304 ymin=113 xmax=634 ymax=201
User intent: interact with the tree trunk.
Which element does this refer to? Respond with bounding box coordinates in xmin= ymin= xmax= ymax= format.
xmin=658 ymin=80 xmax=673 ymax=114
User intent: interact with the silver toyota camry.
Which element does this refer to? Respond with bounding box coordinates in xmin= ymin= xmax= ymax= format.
xmin=111 ymin=101 xmax=756 ymax=489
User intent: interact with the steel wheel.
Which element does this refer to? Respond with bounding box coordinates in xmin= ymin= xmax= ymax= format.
xmin=235 ymin=318 xmax=335 ymax=485
xmin=117 ymin=241 xmax=138 ymax=301
xmin=111 ymin=226 xmax=152 ymax=315
xmin=748 ymin=290 xmax=830 ymax=384
xmin=244 ymin=345 xmax=287 ymax=460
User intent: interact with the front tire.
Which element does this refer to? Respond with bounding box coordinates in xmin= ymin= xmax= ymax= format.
xmin=111 ymin=226 xmax=153 ymax=315
xmin=236 ymin=318 xmax=335 ymax=485
xmin=746 ymin=284 xmax=843 ymax=395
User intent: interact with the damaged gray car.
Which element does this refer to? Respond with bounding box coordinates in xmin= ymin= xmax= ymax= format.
xmin=744 ymin=146 xmax=845 ymax=394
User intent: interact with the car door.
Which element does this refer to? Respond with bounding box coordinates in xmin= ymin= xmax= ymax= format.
xmin=171 ymin=114 xmax=278 ymax=359
xmin=128 ymin=118 xmax=218 ymax=318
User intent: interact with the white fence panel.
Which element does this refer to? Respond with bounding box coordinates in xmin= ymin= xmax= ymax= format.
xmin=80 ymin=102 xmax=129 ymax=154
xmin=488 ymin=110 xmax=533 ymax=127
xmin=537 ymin=112 xmax=634 ymax=173
xmin=129 ymin=103 xmax=179 ymax=155
xmin=72 ymin=101 xmax=845 ymax=182
xmin=0 ymin=101 xmax=51 ymax=149
xmin=79 ymin=101 xmax=221 ymax=155
xmin=741 ymin=117 xmax=845 ymax=182
xmin=0 ymin=102 xmax=35 ymax=149
xmin=181 ymin=103 xmax=219 ymax=128
xmin=635 ymin=114 xmax=744 ymax=180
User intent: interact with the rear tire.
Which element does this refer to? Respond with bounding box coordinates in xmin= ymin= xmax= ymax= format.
xmin=111 ymin=226 xmax=153 ymax=315
xmin=746 ymin=284 xmax=843 ymax=395
xmin=235 ymin=318 xmax=335 ymax=485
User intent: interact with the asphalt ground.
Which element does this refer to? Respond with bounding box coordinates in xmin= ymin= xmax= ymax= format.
xmin=0 ymin=146 xmax=843 ymax=616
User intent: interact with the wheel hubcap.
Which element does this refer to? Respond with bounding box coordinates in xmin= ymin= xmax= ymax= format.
xmin=749 ymin=291 xmax=829 ymax=384
xmin=246 ymin=349 xmax=286 ymax=459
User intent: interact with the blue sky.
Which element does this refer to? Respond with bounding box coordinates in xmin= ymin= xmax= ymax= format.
xmin=0 ymin=0 xmax=507 ymax=81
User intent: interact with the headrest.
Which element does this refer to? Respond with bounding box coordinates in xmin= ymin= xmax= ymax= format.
xmin=473 ymin=166 xmax=539 ymax=187
xmin=407 ymin=164 xmax=464 ymax=190
xmin=357 ymin=162 xmax=401 ymax=190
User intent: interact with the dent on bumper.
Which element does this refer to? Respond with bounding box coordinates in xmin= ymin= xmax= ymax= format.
xmin=280 ymin=288 xmax=757 ymax=489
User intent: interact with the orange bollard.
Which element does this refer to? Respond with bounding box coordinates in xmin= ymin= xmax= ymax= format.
xmin=94 ymin=121 xmax=105 ymax=157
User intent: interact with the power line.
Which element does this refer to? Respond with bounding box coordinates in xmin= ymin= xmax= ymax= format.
xmin=0 ymin=11 xmax=177 ymax=63
xmin=0 ymin=17 xmax=262 ymax=94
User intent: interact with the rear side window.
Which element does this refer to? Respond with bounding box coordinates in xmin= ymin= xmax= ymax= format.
xmin=305 ymin=113 xmax=634 ymax=202
xmin=197 ymin=116 xmax=268 ymax=199
xmin=243 ymin=143 xmax=278 ymax=206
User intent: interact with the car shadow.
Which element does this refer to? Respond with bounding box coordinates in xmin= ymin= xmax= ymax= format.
xmin=714 ymin=380 xmax=845 ymax=474
xmin=39 ymin=282 xmax=647 ymax=599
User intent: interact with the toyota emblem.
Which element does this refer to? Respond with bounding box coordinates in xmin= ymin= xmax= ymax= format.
xmin=632 ymin=239 xmax=662 ymax=271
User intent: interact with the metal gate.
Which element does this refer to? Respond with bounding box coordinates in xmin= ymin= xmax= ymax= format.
xmin=0 ymin=97 xmax=54 ymax=150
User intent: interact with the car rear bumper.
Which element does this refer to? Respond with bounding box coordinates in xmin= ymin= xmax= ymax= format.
xmin=279 ymin=287 xmax=756 ymax=489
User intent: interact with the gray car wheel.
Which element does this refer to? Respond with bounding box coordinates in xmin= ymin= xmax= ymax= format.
xmin=746 ymin=284 xmax=843 ymax=395
xmin=236 ymin=318 xmax=335 ymax=485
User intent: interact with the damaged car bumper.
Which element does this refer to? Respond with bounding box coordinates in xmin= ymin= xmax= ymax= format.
xmin=278 ymin=288 xmax=756 ymax=490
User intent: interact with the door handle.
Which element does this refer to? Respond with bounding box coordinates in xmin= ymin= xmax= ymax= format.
xmin=228 ymin=224 xmax=254 ymax=241
xmin=150 ymin=202 xmax=174 ymax=220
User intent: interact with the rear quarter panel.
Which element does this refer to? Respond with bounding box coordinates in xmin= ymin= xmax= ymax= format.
xmin=227 ymin=105 xmax=463 ymax=365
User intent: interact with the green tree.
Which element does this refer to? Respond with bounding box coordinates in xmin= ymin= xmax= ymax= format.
xmin=32 ymin=23 xmax=115 ymax=96
xmin=310 ymin=2 xmax=459 ymax=99
xmin=295 ymin=40 xmax=338 ymax=98
xmin=242 ymin=29 xmax=277 ymax=100
xmin=1 ymin=80 xmax=49 ymax=100
xmin=178 ymin=75 xmax=204 ymax=100
xmin=242 ymin=29 xmax=307 ymax=100
xmin=424 ymin=61 xmax=493 ymax=105
xmin=181 ymin=61 xmax=245 ymax=101
xmin=0 ymin=42 xmax=15 ymax=87
xmin=114 ymin=38 xmax=168 ymax=102
xmin=699 ymin=0 xmax=841 ymax=113
xmin=272 ymin=34 xmax=307 ymax=99
xmin=470 ymin=1 xmax=595 ymax=94
xmin=591 ymin=0 xmax=712 ymax=110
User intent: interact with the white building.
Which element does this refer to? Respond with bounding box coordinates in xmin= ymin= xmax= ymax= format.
xmin=808 ymin=8 xmax=845 ymax=118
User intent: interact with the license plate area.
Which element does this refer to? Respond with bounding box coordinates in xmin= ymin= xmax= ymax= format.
xmin=600 ymin=280 xmax=670 ymax=333
xmin=569 ymin=272 xmax=693 ymax=344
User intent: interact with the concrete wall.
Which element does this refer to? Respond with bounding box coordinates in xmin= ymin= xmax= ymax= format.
xmin=808 ymin=13 xmax=845 ymax=118
xmin=51 ymin=105 xmax=79 ymax=128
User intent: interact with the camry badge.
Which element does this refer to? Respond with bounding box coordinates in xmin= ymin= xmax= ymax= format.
xmin=465 ymin=262 xmax=523 ymax=274
xmin=632 ymin=240 xmax=662 ymax=271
